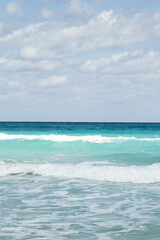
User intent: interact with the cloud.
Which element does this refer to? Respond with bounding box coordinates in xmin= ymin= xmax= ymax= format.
xmin=68 ymin=0 xmax=92 ymax=15
xmin=1 ymin=1 xmax=160 ymax=121
xmin=0 ymin=57 xmax=60 ymax=72
xmin=0 ymin=11 xmax=148 ymax=58
xmin=0 ymin=10 xmax=159 ymax=61
xmin=38 ymin=75 xmax=67 ymax=87
xmin=0 ymin=22 xmax=5 ymax=36
xmin=41 ymin=9 xmax=54 ymax=19
xmin=18 ymin=10 xmax=160 ymax=59
xmin=78 ymin=49 xmax=160 ymax=105
xmin=8 ymin=81 xmax=20 ymax=88
xmin=0 ymin=7 xmax=160 ymax=115
xmin=0 ymin=22 xmax=45 ymax=42
xmin=81 ymin=50 xmax=160 ymax=75
xmin=19 ymin=45 xmax=56 ymax=60
xmin=20 ymin=46 xmax=40 ymax=59
xmin=0 ymin=22 xmax=3 ymax=34
xmin=6 ymin=2 xmax=22 ymax=15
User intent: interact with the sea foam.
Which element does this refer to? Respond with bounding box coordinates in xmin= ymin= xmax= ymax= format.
xmin=0 ymin=133 xmax=160 ymax=143
xmin=0 ymin=162 xmax=160 ymax=183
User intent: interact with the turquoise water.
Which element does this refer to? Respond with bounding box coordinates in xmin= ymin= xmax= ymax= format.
xmin=0 ymin=122 xmax=160 ymax=239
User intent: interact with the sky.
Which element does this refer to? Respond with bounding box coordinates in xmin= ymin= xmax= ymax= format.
xmin=1 ymin=0 xmax=160 ymax=122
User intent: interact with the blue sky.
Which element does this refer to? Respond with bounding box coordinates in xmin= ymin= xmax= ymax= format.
xmin=0 ymin=0 xmax=160 ymax=121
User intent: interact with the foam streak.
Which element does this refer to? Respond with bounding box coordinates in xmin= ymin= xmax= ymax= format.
xmin=0 ymin=162 xmax=160 ymax=183
xmin=0 ymin=133 xmax=160 ymax=143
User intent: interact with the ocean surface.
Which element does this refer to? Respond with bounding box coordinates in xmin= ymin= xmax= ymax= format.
xmin=0 ymin=122 xmax=160 ymax=240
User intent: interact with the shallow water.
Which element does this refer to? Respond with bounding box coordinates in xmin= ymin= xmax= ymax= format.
xmin=0 ymin=122 xmax=160 ymax=239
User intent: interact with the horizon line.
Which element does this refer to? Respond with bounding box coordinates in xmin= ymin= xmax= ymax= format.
xmin=0 ymin=121 xmax=160 ymax=123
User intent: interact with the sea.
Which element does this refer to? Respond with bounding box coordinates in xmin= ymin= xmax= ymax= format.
xmin=0 ymin=122 xmax=160 ymax=240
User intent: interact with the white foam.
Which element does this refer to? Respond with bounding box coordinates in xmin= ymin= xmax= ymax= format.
xmin=0 ymin=133 xmax=160 ymax=143
xmin=1 ymin=162 xmax=160 ymax=183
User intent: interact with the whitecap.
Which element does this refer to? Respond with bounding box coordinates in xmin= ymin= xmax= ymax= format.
xmin=1 ymin=162 xmax=160 ymax=183
xmin=0 ymin=133 xmax=160 ymax=143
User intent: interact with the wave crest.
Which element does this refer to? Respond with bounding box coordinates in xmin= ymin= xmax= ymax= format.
xmin=1 ymin=162 xmax=160 ymax=183
xmin=0 ymin=133 xmax=160 ymax=143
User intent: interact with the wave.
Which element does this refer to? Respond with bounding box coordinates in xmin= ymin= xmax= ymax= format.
xmin=0 ymin=162 xmax=160 ymax=183
xmin=0 ymin=133 xmax=160 ymax=143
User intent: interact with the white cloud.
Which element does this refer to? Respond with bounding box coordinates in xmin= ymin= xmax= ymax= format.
xmin=0 ymin=10 xmax=159 ymax=61
xmin=0 ymin=22 xmax=45 ymax=42
xmin=0 ymin=22 xmax=3 ymax=34
xmin=7 ymin=2 xmax=22 ymax=15
xmin=19 ymin=10 xmax=158 ymax=58
xmin=1 ymin=2 xmax=160 ymax=121
xmin=0 ymin=57 xmax=60 ymax=72
xmin=19 ymin=45 xmax=56 ymax=60
xmin=81 ymin=50 xmax=160 ymax=75
xmin=20 ymin=46 xmax=40 ymax=59
xmin=68 ymin=0 xmax=92 ymax=15
xmin=41 ymin=9 xmax=54 ymax=19
xmin=39 ymin=75 xmax=67 ymax=87
xmin=8 ymin=81 xmax=20 ymax=88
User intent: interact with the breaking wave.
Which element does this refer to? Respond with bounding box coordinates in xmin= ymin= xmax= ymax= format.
xmin=0 ymin=133 xmax=160 ymax=143
xmin=1 ymin=162 xmax=160 ymax=183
